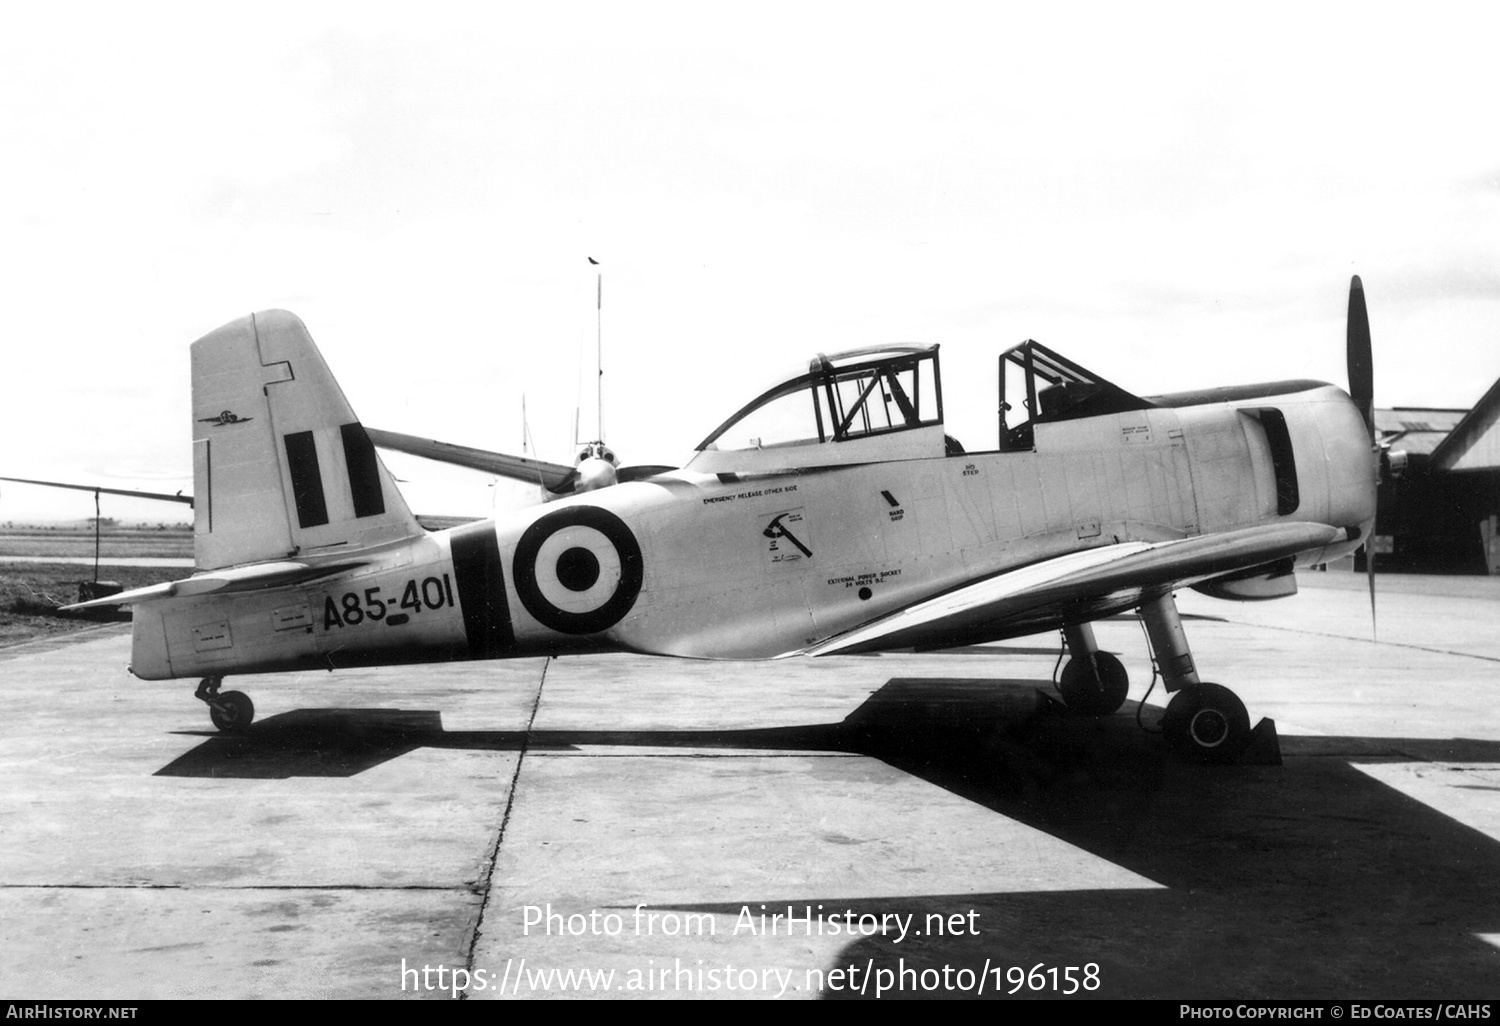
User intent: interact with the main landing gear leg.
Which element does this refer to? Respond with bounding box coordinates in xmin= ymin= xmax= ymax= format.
xmin=1059 ymin=621 xmax=1130 ymax=715
xmin=194 ymin=676 xmax=256 ymax=733
xmin=1138 ymin=592 xmax=1251 ymax=763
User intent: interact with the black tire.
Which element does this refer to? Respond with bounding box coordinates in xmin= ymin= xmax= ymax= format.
xmin=209 ymin=690 xmax=255 ymax=733
xmin=1161 ymin=683 xmax=1250 ymax=763
xmin=1058 ymin=652 xmax=1130 ymax=715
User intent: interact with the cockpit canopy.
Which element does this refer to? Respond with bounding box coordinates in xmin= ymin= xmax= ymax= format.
xmin=997 ymin=339 xmax=1153 ymax=451
xmin=687 ymin=345 xmax=948 ymax=474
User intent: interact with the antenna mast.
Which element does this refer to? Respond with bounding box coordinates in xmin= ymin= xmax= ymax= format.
xmin=591 ymin=256 xmax=603 ymax=443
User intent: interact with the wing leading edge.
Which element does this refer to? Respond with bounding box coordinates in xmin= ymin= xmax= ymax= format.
xmin=797 ymin=522 xmax=1346 ymax=656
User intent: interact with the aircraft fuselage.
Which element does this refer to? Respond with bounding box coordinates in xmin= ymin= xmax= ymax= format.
xmin=126 ymin=382 xmax=1373 ymax=679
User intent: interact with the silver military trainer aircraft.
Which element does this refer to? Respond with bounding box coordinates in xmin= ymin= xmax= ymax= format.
xmin=63 ymin=278 xmax=1394 ymax=763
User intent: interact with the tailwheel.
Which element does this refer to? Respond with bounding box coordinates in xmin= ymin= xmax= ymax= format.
xmin=195 ymin=676 xmax=255 ymax=733
xmin=1058 ymin=652 xmax=1129 ymax=715
xmin=1161 ymin=683 xmax=1250 ymax=763
xmin=208 ymin=691 xmax=255 ymax=733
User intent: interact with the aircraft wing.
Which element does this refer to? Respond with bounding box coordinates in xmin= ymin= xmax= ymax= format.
xmin=797 ymin=522 xmax=1345 ymax=656
xmin=364 ymin=428 xmax=578 ymax=492
xmin=61 ymin=560 xmax=367 ymax=611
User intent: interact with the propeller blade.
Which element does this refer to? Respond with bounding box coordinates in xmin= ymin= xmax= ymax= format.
xmin=1348 ymin=276 xmax=1379 ymax=638
xmin=1347 ymin=275 xmax=1374 ymax=436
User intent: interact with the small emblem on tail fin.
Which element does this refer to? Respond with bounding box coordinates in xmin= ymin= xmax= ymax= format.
xmin=198 ymin=410 xmax=253 ymax=426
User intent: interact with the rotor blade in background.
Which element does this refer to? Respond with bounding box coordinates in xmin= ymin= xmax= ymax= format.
xmin=1347 ymin=275 xmax=1374 ymax=436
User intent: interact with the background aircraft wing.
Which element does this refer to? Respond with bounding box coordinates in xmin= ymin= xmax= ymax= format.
xmin=0 ymin=476 xmax=194 ymax=506
xmin=365 ymin=428 xmax=676 ymax=493
xmin=4 ymin=473 xmax=480 ymax=531
xmin=364 ymin=428 xmax=579 ymax=492
xmin=797 ymin=522 xmax=1346 ymax=656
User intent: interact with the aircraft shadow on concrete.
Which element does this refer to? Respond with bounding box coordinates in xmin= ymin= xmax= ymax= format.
xmin=660 ymin=681 xmax=1500 ymax=999
xmin=154 ymin=677 xmax=1055 ymax=780
xmin=155 ymin=678 xmax=1500 ymax=997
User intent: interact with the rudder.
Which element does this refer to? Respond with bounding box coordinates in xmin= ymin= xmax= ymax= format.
xmin=191 ymin=310 xmax=423 ymax=570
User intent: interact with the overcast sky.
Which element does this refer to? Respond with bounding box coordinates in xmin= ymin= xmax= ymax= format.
xmin=3 ymin=2 xmax=1497 ymax=524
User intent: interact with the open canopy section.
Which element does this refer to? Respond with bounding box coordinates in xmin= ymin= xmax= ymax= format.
xmin=998 ymin=339 xmax=1154 ymax=451
xmin=688 ymin=345 xmax=948 ymax=474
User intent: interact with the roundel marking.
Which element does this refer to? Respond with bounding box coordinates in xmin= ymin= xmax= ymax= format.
xmin=513 ymin=506 xmax=644 ymax=634
xmin=556 ymin=547 xmax=601 ymax=592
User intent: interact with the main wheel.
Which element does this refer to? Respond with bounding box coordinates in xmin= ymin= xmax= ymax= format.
xmin=1161 ymin=683 xmax=1250 ymax=763
xmin=209 ymin=690 xmax=255 ymax=733
xmin=1058 ymin=652 xmax=1130 ymax=715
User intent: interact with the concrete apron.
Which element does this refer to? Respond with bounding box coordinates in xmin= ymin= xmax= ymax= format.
xmin=1 ymin=573 xmax=1498 ymax=999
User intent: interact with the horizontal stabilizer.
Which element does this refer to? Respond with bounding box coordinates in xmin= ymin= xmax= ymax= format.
xmin=61 ymin=559 xmax=366 ymax=610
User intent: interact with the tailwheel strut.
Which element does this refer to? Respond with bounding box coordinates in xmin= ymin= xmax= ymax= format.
xmin=194 ymin=676 xmax=255 ymax=733
xmin=1059 ymin=622 xmax=1129 ymax=715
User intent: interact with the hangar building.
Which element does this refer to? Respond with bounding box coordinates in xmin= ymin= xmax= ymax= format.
xmin=1371 ymin=376 xmax=1500 ymax=574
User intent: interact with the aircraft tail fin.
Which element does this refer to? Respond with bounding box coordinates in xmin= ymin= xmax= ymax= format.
xmin=190 ymin=311 xmax=423 ymax=571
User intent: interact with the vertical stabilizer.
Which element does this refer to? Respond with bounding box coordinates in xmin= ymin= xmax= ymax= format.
xmin=191 ymin=311 xmax=423 ymax=570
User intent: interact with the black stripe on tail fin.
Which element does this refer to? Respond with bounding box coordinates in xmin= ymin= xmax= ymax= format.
xmin=341 ymin=422 xmax=386 ymax=519
xmin=284 ymin=431 xmax=330 ymax=528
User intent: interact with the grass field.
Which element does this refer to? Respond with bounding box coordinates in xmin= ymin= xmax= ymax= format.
xmin=0 ymin=561 xmax=189 ymax=648
xmin=0 ymin=527 xmax=192 ymax=647
xmin=0 ymin=524 xmax=192 ymax=560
